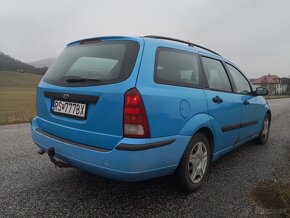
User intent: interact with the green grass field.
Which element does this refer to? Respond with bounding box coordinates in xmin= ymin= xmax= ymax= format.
xmin=0 ymin=71 xmax=42 ymax=125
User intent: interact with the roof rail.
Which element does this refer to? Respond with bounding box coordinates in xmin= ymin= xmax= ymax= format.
xmin=143 ymin=35 xmax=221 ymax=56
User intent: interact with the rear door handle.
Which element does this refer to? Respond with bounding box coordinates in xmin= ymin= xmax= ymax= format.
xmin=212 ymin=96 xmax=223 ymax=104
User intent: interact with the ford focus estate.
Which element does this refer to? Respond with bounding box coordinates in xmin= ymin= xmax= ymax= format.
xmin=31 ymin=35 xmax=271 ymax=193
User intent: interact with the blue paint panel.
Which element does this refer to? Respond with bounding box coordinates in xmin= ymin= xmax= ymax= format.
xmin=204 ymin=89 xmax=242 ymax=151
xmin=240 ymin=95 xmax=268 ymax=140
xmin=136 ymin=40 xmax=208 ymax=138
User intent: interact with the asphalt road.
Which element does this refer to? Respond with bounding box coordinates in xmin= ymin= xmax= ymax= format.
xmin=0 ymin=98 xmax=290 ymax=217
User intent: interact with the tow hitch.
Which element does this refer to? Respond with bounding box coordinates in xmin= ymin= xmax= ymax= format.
xmin=39 ymin=147 xmax=73 ymax=168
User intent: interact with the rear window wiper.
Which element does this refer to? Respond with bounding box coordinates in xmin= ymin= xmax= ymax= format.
xmin=65 ymin=77 xmax=102 ymax=83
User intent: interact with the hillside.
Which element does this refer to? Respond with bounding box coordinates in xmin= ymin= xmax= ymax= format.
xmin=30 ymin=57 xmax=55 ymax=68
xmin=0 ymin=51 xmax=47 ymax=74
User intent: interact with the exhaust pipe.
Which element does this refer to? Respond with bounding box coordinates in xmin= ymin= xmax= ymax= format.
xmin=47 ymin=147 xmax=73 ymax=168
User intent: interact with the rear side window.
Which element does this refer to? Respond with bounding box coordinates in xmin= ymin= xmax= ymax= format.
xmin=43 ymin=40 xmax=139 ymax=87
xmin=226 ymin=64 xmax=252 ymax=95
xmin=202 ymin=57 xmax=232 ymax=92
xmin=155 ymin=48 xmax=200 ymax=87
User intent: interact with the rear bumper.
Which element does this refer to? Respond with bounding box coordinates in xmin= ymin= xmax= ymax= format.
xmin=31 ymin=117 xmax=190 ymax=181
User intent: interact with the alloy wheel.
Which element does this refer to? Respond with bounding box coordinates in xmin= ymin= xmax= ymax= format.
xmin=188 ymin=141 xmax=208 ymax=183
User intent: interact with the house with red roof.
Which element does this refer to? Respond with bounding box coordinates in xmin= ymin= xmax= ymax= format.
xmin=251 ymin=74 xmax=289 ymax=95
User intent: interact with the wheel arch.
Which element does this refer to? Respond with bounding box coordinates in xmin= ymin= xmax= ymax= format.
xmin=266 ymin=109 xmax=271 ymax=124
xmin=179 ymin=113 xmax=216 ymax=161
xmin=195 ymin=127 xmax=215 ymax=161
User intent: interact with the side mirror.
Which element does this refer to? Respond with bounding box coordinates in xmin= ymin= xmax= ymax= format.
xmin=255 ymin=87 xmax=269 ymax=96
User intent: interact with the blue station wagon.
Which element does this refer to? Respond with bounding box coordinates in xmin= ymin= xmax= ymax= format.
xmin=31 ymin=35 xmax=271 ymax=192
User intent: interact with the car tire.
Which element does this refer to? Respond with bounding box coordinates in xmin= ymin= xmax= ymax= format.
xmin=255 ymin=114 xmax=270 ymax=145
xmin=175 ymin=133 xmax=210 ymax=193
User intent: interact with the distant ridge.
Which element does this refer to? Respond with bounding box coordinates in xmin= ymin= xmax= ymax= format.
xmin=0 ymin=51 xmax=47 ymax=74
xmin=30 ymin=57 xmax=55 ymax=68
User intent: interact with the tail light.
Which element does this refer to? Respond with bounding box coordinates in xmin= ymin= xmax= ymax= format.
xmin=123 ymin=88 xmax=150 ymax=138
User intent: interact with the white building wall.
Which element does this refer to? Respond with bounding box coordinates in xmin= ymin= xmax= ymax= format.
xmin=276 ymin=84 xmax=282 ymax=94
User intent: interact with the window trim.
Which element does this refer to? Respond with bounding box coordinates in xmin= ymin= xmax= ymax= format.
xmin=200 ymin=55 xmax=234 ymax=93
xmin=224 ymin=62 xmax=254 ymax=96
xmin=154 ymin=47 xmax=203 ymax=89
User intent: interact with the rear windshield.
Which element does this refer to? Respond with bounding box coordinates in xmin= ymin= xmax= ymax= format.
xmin=43 ymin=40 xmax=139 ymax=86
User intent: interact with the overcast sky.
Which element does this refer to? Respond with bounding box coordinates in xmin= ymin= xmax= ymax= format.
xmin=0 ymin=0 xmax=290 ymax=77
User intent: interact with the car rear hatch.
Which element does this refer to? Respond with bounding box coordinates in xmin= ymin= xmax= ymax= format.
xmin=36 ymin=37 xmax=144 ymax=150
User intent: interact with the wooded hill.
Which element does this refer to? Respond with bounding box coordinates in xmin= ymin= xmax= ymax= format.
xmin=0 ymin=51 xmax=47 ymax=74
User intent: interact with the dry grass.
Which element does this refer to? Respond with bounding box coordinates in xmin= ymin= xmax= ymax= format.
xmin=265 ymin=95 xmax=290 ymax=100
xmin=252 ymin=149 xmax=290 ymax=217
xmin=0 ymin=71 xmax=42 ymax=125
xmin=252 ymin=180 xmax=290 ymax=217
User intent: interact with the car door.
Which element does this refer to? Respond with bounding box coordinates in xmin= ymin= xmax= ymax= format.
xmin=225 ymin=63 xmax=262 ymax=141
xmin=201 ymin=56 xmax=242 ymax=152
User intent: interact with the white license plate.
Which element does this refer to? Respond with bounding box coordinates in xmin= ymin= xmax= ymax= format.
xmin=52 ymin=100 xmax=86 ymax=118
